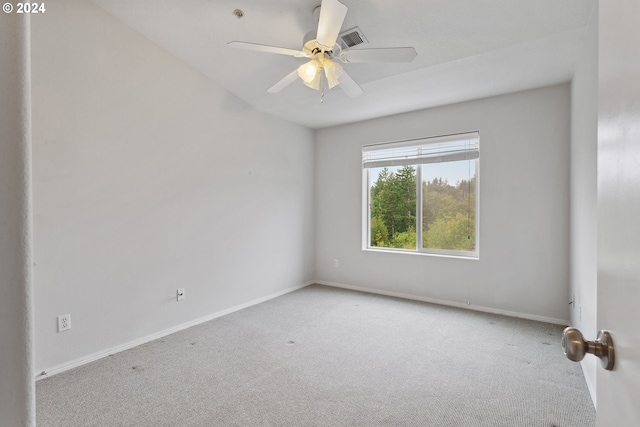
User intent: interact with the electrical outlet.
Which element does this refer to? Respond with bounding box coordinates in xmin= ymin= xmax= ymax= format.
xmin=57 ymin=314 xmax=71 ymax=332
xmin=333 ymin=259 xmax=339 ymax=268
xmin=177 ymin=288 xmax=185 ymax=301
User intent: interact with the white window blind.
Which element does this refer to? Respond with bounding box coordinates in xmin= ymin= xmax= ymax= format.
xmin=362 ymin=132 xmax=479 ymax=169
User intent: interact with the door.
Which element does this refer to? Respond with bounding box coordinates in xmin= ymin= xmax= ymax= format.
xmin=596 ymin=0 xmax=640 ymax=425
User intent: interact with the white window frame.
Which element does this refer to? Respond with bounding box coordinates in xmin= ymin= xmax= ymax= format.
xmin=362 ymin=132 xmax=480 ymax=259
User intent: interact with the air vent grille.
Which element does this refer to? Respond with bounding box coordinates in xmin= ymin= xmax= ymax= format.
xmin=342 ymin=31 xmax=363 ymax=48
xmin=339 ymin=27 xmax=368 ymax=49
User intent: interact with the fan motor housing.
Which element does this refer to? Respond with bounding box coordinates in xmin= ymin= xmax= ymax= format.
xmin=302 ymin=31 xmax=341 ymax=57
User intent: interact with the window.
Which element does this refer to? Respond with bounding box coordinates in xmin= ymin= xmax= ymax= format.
xmin=363 ymin=132 xmax=479 ymax=258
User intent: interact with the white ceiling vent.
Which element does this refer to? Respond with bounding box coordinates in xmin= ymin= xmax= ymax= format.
xmin=339 ymin=27 xmax=368 ymax=49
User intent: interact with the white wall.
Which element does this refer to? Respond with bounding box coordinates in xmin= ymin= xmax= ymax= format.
xmin=31 ymin=0 xmax=314 ymax=373
xmin=315 ymin=85 xmax=571 ymax=323
xmin=0 ymin=12 xmax=35 ymax=427
xmin=570 ymin=4 xmax=598 ymax=405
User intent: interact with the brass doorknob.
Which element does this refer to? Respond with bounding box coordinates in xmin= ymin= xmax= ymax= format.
xmin=562 ymin=327 xmax=615 ymax=371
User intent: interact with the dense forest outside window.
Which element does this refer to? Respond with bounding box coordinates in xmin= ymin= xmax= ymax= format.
xmin=369 ymin=165 xmax=417 ymax=250
xmin=363 ymin=132 xmax=479 ymax=258
xmin=422 ymin=161 xmax=476 ymax=252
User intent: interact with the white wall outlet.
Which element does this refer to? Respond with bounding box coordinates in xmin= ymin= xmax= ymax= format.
xmin=177 ymin=288 xmax=185 ymax=301
xmin=333 ymin=259 xmax=339 ymax=268
xmin=57 ymin=314 xmax=71 ymax=332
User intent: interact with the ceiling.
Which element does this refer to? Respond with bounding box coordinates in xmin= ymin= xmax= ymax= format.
xmin=91 ymin=0 xmax=596 ymax=129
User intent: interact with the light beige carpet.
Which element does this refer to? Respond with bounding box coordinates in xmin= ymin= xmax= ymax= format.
xmin=37 ymin=284 xmax=595 ymax=426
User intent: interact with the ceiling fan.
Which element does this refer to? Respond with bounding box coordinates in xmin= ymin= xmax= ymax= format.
xmin=228 ymin=0 xmax=417 ymax=98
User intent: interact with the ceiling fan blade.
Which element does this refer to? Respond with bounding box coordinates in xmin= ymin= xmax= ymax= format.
xmin=267 ymin=69 xmax=300 ymax=93
xmin=337 ymin=69 xmax=363 ymax=98
xmin=228 ymin=41 xmax=308 ymax=58
xmin=340 ymin=47 xmax=418 ymax=63
xmin=316 ymin=0 xmax=348 ymax=49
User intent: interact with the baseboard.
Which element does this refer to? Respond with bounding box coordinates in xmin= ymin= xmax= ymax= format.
xmin=314 ymin=280 xmax=570 ymax=326
xmin=580 ymin=359 xmax=597 ymax=408
xmin=36 ymin=281 xmax=313 ymax=380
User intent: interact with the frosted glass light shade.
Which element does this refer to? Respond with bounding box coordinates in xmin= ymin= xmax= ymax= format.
xmin=298 ymin=60 xmax=319 ymax=83
xmin=323 ymin=59 xmax=343 ymax=89
xmin=298 ymin=59 xmax=323 ymax=89
xmin=297 ymin=56 xmax=343 ymax=91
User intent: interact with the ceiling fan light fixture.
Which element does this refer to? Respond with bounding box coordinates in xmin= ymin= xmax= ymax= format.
xmin=298 ymin=59 xmax=320 ymax=84
xmin=323 ymin=59 xmax=343 ymax=89
xmin=298 ymin=59 xmax=323 ymax=89
xmin=229 ymin=0 xmax=410 ymax=97
xmin=297 ymin=54 xmax=343 ymax=91
xmin=304 ymin=61 xmax=319 ymax=79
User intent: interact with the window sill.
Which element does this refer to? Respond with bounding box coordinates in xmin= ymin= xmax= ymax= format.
xmin=363 ymin=247 xmax=479 ymax=260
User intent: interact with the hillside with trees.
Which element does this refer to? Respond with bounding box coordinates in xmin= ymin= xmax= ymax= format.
xmin=370 ymin=166 xmax=476 ymax=252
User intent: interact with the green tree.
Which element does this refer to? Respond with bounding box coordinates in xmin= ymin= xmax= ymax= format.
xmin=370 ymin=167 xmax=390 ymax=220
xmin=392 ymin=230 xmax=417 ymax=249
xmin=422 ymin=174 xmax=475 ymax=251
xmin=370 ymin=217 xmax=389 ymax=247
xmin=424 ymin=213 xmax=475 ymax=251
xmin=393 ymin=166 xmax=417 ymax=236
xmin=369 ymin=166 xmax=416 ymax=249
